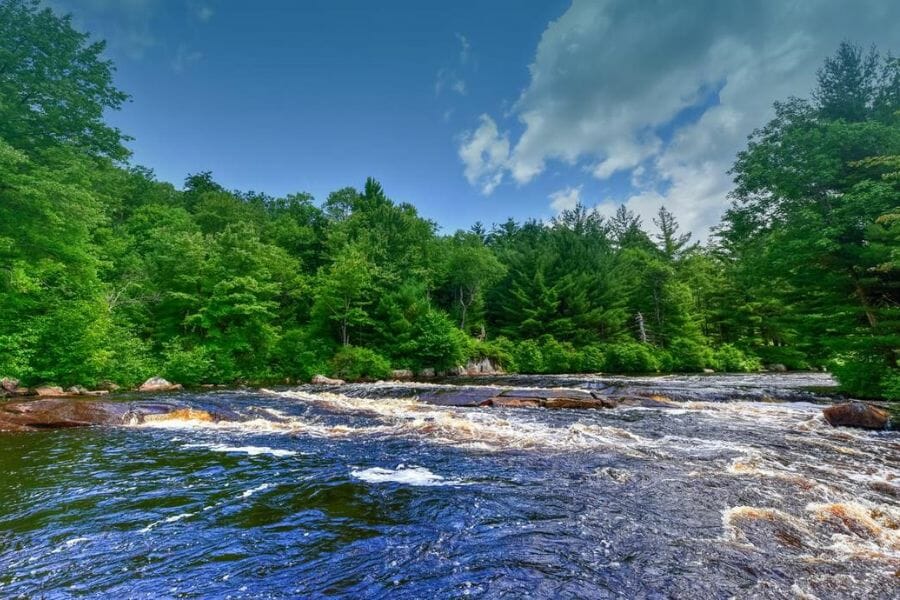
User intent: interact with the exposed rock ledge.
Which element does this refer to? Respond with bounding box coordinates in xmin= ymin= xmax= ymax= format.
xmin=0 ymin=399 xmax=214 ymax=432
xmin=416 ymin=387 xmax=679 ymax=410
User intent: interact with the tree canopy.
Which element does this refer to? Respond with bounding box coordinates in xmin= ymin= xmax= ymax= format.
xmin=0 ymin=4 xmax=896 ymax=399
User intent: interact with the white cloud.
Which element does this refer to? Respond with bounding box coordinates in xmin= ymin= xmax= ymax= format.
xmin=193 ymin=4 xmax=214 ymax=22
xmin=172 ymin=43 xmax=203 ymax=73
xmin=456 ymin=33 xmax=471 ymax=65
xmin=549 ymin=185 xmax=582 ymax=213
xmin=436 ymin=33 xmax=474 ymax=100
xmin=48 ymin=0 xmax=160 ymax=59
xmin=458 ymin=0 xmax=900 ymax=236
xmin=458 ymin=115 xmax=510 ymax=195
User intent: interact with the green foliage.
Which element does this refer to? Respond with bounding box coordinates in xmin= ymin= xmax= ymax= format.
xmin=538 ymin=335 xmax=582 ymax=373
xmin=511 ymin=339 xmax=545 ymax=374
xmin=712 ymin=345 xmax=762 ymax=373
xmin=468 ymin=337 xmax=517 ymax=372
xmin=404 ymin=309 xmax=468 ymax=372
xmin=162 ymin=342 xmax=214 ymax=386
xmin=667 ymin=338 xmax=715 ymax=372
xmin=330 ymin=346 xmax=391 ymax=381
xmin=274 ymin=328 xmax=332 ymax=383
xmin=718 ymin=41 xmax=900 ymax=398
xmin=0 ymin=0 xmax=129 ymax=159
xmin=830 ymin=353 xmax=900 ymax=401
xmin=0 ymin=15 xmax=895 ymax=400
xmin=580 ymin=346 xmax=606 ymax=373
xmin=604 ymin=343 xmax=660 ymax=373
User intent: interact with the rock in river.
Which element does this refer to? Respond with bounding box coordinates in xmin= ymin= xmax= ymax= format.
xmin=311 ymin=374 xmax=345 ymax=385
xmin=823 ymin=401 xmax=890 ymax=430
xmin=0 ymin=399 xmax=170 ymax=432
xmin=418 ymin=387 xmax=499 ymax=407
xmin=494 ymin=388 xmax=609 ymax=410
xmin=138 ymin=377 xmax=183 ymax=392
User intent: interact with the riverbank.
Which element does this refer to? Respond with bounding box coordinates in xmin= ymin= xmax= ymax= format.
xmin=1 ymin=372 xmax=893 ymax=432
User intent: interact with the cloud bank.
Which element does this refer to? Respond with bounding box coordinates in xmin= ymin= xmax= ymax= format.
xmin=458 ymin=0 xmax=900 ymax=236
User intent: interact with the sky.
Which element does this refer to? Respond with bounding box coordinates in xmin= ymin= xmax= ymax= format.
xmin=50 ymin=0 xmax=900 ymax=238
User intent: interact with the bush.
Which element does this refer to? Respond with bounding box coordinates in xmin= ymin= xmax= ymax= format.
xmin=330 ymin=346 xmax=392 ymax=381
xmin=408 ymin=309 xmax=467 ymax=372
xmin=274 ymin=328 xmax=332 ymax=382
xmin=539 ymin=336 xmax=580 ymax=373
xmin=162 ymin=342 xmax=214 ymax=385
xmin=468 ymin=337 xmax=517 ymax=372
xmin=104 ymin=330 xmax=157 ymax=386
xmin=604 ymin=342 xmax=660 ymax=373
xmin=579 ymin=345 xmax=606 ymax=373
xmin=713 ymin=344 xmax=762 ymax=372
xmin=512 ymin=339 xmax=544 ymax=373
xmin=668 ymin=337 xmax=715 ymax=372
xmin=830 ymin=353 xmax=900 ymax=400
xmin=755 ymin=346 xmax=810 ymax=371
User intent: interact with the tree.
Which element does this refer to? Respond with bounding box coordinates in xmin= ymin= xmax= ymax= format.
xmin=0 ymin=0 xmax=129 ymax=159
xmin=312 ymin=246 xmax=376 ymax=346
xmin=653 ymin=206 xmax=694 ymax=260
xmin=443 ymin=231 xmax=505 ymax=332
xmin=723 ymin=43 xmax=900 ymax=396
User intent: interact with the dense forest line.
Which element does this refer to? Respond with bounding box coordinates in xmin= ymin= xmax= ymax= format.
xmin=1 ymin=1 xmax=897 ymax=398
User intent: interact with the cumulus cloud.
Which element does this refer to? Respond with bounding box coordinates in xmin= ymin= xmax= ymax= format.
xmin=459 ymin=0 xmax=900 ymax=236
xmin=549 ymin=185 xmax=582 ymax=213
xmin=458 ymin=115 xmax=510 ymax=195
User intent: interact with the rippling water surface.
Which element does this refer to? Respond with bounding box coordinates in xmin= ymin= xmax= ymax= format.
xmin=0 ymin=374 xmax=897 ymax=598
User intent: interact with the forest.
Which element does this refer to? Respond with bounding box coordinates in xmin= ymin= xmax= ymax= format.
xmin=1 ymin=1 xmax=898 ymax=399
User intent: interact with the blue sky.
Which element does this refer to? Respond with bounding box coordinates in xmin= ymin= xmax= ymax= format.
xmin=52 ymin=0 xmax=900 ymax=237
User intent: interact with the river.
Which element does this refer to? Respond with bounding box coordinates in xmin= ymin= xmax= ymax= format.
xmin=0 ymin=374 xmax=897 ymax=598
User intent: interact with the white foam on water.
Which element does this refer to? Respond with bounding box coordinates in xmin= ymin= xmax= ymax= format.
xmin=140 ymin=512 xmax=195 ymax=533
xmin=52 ymin=537 xmax=91 ymax=553
xmin=268 ymin=390 xmax=657 ymax=454
xmin=350 ymin=465 xmax=465 ymax=487
xmin=184 ymin=443 xmax=298 ymax=457
xmin=241 ymin=483 xmax=271 ymax=498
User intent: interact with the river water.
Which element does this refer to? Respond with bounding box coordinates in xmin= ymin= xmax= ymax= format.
xmin=0 ymin=374 xmax=897 ymax=598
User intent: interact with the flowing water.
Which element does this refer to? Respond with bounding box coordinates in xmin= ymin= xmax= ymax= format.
xmin=0 ymin=374 xmax=897 ymax=598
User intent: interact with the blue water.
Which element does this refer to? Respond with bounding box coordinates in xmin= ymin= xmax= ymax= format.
xmin=0 ymin=375 xmax=897 ymax=599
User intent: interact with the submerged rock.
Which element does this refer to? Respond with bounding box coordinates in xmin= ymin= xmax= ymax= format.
xmin=823 ymin=401 xmax=890 ymax=430
xmin=143 ymin=408 xmax=216 ymax=423
xmin=489 ymin=397 xmax=542 ymax=409
xmin=500 ymin=388 xmax=595 ymax=401
xmin=311 ymin=374 xmax=345 ymax=385
xmin=418 ymin=387 xmax=498 ymax=407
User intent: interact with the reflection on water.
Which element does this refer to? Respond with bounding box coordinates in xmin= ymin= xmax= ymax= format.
xmin=0 ymin=374 xmax=897 ymax=598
